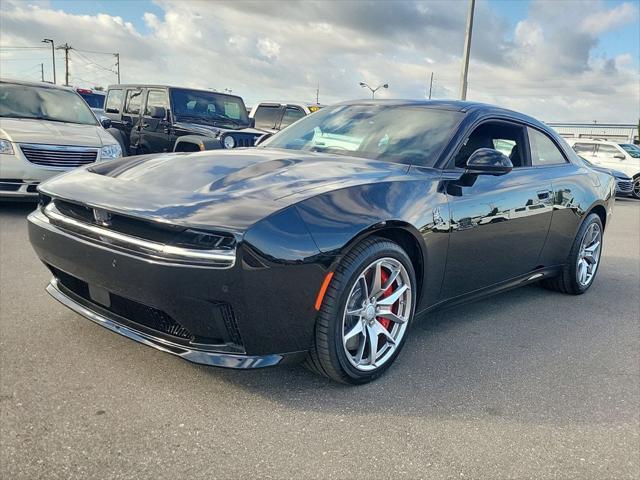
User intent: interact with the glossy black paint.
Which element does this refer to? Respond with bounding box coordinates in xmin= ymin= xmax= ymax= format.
xmin=29 ymin=100 xmax=616 ymax=367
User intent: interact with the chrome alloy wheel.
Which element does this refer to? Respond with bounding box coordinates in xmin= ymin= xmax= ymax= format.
xmin=342 ymin=257 xmax=412 ymax=371
xmin=577 ymin=222 xmax=602 ymax=287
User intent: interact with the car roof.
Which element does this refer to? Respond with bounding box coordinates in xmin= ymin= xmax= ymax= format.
xmin=107 ymin=84 xmax=246 ymax=102
xmin=0 ymin=78 xmax=75 ymax=91
xmin=334 ymin=99 xmax=549 ymax=130
xmin=254 ymin=101 xmax=324 ymax=107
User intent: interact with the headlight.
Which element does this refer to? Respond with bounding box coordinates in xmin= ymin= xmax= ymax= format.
xmin=0 ymin=139 xmax=14 ymax=155
xmin=100 ymin=143 xmax=122 ymax=160
xmin=223 ymin=135 xmax=235 ymax=149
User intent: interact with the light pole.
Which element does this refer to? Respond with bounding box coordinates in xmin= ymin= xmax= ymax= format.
xmin=459 ymin=0 xmax=475 ymax=100
xmin=41 ymin=38 xmax=56 ymax=84
xmin=359 ymin=81 xmax=388 ymax=99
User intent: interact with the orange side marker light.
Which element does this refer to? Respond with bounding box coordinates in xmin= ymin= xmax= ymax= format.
xmin=314 ymin=272 xmax=334 ymax=311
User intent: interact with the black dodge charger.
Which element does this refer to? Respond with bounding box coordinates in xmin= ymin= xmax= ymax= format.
xmin=28 ymin=100 xmax=615 ymax=384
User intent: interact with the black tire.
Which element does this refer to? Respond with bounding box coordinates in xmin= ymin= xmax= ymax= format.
xmin=304 ymin=237 xmax=417 ymax=384
xmin=632 ymin=176 xmax=640 ymax=200
xmin=541 ymin=213 xmax=603 ymax=295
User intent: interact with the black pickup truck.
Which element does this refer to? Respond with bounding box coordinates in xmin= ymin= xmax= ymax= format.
xmin=102 ymin=84 xmax=266 ymax=155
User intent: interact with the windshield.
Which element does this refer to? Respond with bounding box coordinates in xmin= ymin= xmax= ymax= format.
xmin=619 ymin=143 xmax=640 ymax=158
xmin=262 ymin=104 xmax=463 ymax=167
xmin=170 ymin=88 xmax=250 ymax=128
xmin=77 ymin=91 xmax=105 ymax=109
xmin=0 ymin=83 xmax=98 ymax=125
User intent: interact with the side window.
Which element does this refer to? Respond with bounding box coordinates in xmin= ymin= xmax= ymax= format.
xmin=597 ymin=145 xmax=621 ymax=158
xmin=528 ymin=128 xmax=568 ymax=166
xmin=124 ymin=89 xmax=142 ymax=115
xmin=144 ymin=90 xmax=168 ymax=116
xmin=454 ymin=121 xmax=527 ymax=168
xmin=280 ymin=106 xmax=305 ymax=129
xmin=572 ymin=143 xmax=596 ymax=155
xmin=253 ymin=105 xmax=282 ymax=130
xmin=104 ymin=89 xmax=123 ymax=113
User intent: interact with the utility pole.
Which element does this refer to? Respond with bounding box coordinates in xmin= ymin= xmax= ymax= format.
xmin=316 ymin=81 xmax=319 ymax=104
xmin=41 ymin=39 xmax=56 ymax=84
xmin=114 ymin=53 xmax=120 ymax=84
xmin=56 ymin=43 xmax=72 ymax=86
xmin=459 ymin=0 xmax=475 ymax=100
xmin=40 ymin=63 xmax=44 ymax=82
xmin=428 ymin=72 xmax=434 ymax=99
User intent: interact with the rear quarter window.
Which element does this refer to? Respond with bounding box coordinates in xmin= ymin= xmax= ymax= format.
xmin=528 ymin=127 xmax=568 ymax=166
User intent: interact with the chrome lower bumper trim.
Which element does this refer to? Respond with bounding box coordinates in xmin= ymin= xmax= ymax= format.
xmin=39 ymin=204 xmax=236 ymax=268
xmin=47 ymin=278 xmax=285 ymax=369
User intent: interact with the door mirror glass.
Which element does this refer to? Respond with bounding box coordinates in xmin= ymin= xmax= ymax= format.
xmin=466 ymin=148 xmax=513 ymax=175
xmin=99 ymin=116 xmax=112 ymax=129
xmin=149 ymin=106 xmax=166 ymax=119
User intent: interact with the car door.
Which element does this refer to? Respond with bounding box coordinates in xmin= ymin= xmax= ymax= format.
xmin=441 ymin=119 xmax=554 ymax=299
xmin=122 ymin=88 xmax=144 ymax=155
xmin=278 ymin=105 xmax=306 ymax=130
xmin=139 ymin=88 xmax=172 ymax=153
xmin=252 ymin=103 xmax=284 ymax=132
xmin=572 ymin=142 xmax=597 ymax=162
xmin=594 ymin=144 xmax=626 ymax=171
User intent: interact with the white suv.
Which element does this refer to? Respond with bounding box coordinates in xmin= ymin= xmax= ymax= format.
xmin=568 ymin=139 xmax=640 ymax=199
xmin=0 ymin=79 xmax=121 ymax=199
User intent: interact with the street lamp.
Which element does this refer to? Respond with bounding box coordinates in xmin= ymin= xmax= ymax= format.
xmin=359 ymin=81 xmax=388 ymax=99
xmin=42 ymin=38 xmax=56 ymax=84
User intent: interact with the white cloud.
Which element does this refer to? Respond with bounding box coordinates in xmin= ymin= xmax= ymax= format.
xmin=0 ymin=0 xmax=638 ymax=123
xmin=581 ymin=2 xmax=638 ymax=35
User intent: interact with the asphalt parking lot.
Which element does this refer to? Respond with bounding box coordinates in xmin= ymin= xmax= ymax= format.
xmin=1 ymin=199 xmax=638 ymax=480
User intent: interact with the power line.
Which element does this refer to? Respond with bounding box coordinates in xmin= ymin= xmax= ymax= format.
xmin=71 ymin=50 xmax=117 ymax=74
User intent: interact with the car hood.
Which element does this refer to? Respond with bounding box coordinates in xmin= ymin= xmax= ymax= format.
xmin=39 ymin=148 xmax=410 ymax=232
xmin=173 ymin=121 xmax=267 ymax=137
xmin=0 ymin=118 xmax=111 ymax=147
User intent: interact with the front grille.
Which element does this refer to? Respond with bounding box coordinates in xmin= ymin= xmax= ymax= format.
xmin=0 ymin=181 xmax=22 ymax=192
xmin=52 ymin=199 xmax=236 ymax=251
xmin=20 ymin=144 xmax=98 ymax=168
xmin=616 ymin=179 xmax=633 ymax=192
xmin=232 ymin=134 xmax=261 ymax=148
xmin=51 ymin=266 xmax=193 ymax=341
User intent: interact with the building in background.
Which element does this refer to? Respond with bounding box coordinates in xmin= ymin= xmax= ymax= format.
xmin=547 ymin=123 xmax=638 ymax=144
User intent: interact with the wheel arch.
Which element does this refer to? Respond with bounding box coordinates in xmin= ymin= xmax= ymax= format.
xmin=587 ymin=203 xmax=607 ymax=230
xmin=334 ymin=221 xmax=427 ymax=307
xmin=173 ymin=135 xmax=221 ymax=152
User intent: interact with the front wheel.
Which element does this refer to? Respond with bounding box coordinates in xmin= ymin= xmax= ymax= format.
xmin=541 ymin=213 xmax=603 ymax=295
xmin=632 ymin=176 xmax=640 ymax=200
xmin=304 ymin=237 xmax=416 ymax=384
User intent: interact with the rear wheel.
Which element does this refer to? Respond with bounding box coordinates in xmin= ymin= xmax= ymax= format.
xmin=305 ymin=237 xmax=416 ymax=384
xmin=541 ymin=213 xmax=603 ymax=294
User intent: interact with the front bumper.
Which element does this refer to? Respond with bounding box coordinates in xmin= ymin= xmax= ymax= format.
xmin=47 ymin=277 xmax=297 ymax=368
xmin=28 ymin=207 xmax=321 ymax=368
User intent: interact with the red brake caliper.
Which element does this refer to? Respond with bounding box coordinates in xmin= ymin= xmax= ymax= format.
xmin=377 ymin=269 xmax=395 ymax=331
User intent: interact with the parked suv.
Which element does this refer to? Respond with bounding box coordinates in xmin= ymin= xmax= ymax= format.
xmin=249 ymin=102 xmax=322 ymax=133
xmin=103 ymin=85 xmax=264 ymax=155
xmin=0 ymin=79 xmax=122 ymax=199
xmin=568 ymin=138 xmax=640 ymax=199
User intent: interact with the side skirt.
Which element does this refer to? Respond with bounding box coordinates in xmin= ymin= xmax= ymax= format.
xmin=416 ymin=265 xmax=564 ymax=317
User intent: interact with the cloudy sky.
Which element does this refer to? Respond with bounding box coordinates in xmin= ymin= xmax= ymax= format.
xmin=1 ymin=0 xmax=638 ymax=122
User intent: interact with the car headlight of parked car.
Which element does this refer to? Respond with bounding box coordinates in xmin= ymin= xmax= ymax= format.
xmin=0 ymin=138 xmax=14 ymax=155
xmin=100 ymin=143 xmax=122 ymax=160
xmin=222 ymin=135 xmax=235 ymax=149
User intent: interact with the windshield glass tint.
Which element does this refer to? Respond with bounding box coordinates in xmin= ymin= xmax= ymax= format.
xmin=262 ymin=104 xmax=463 ymax=166
xmin=0 ymin=83 xmax=97 ymax=125
xmin=170 ymin=89 xmax=249 ymax=127
xmin=78 ymin=92 xmax=105 ymax=109
xmin=620 ymin=144 xmax=640 ymax=158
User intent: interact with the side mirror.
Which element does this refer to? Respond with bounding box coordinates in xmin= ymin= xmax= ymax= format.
xmin=99 ymin=116 xmax=112 ymax=129
xmin=465 ymin=148 xmax=513 ymax=175
xmin=248 ymin=117 xmax=256 ymax=128
xmin=613 ymin=152 xmax=625 ymax=160
xmin=149 ymin=106 xmax=166 ymax=119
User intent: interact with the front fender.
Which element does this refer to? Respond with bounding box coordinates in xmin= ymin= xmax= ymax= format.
xmin=173 ymin=135 xmax=222 ymax=152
